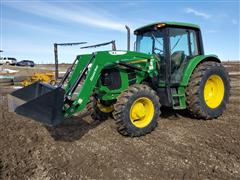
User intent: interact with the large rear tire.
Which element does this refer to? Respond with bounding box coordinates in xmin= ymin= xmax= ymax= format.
xmin=186 ymin=61 xmax=230 ymax=119
xmin=113 ymin=84 xmax=161 ymax=137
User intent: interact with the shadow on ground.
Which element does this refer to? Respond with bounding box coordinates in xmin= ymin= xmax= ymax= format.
xmin=45 ymin=112 xmax=104 ymax=142
xmin=46 ymin=107 xmax=193 ymax=142
xmin=161 ymin=106 xmax=195 ymax=119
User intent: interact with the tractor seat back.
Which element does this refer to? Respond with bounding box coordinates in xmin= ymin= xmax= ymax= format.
xmin=170 ymin=51 xmax=188 ymax=83
xmin=171 ymin=51 xmax=185 ymax=73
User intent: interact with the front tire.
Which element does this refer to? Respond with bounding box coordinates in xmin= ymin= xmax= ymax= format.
xmin=113 ymin=84 xmax=161 ymax=137
xmin=90 ymin=98 xmax=114 ymax=121
xmin=186 ymin=61 xmax=230 ymax=119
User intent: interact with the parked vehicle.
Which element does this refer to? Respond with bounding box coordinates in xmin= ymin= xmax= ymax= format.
xmin=0 ymin=57 xmax=17 ymax=65
xmin=17 ymin=60 xmax=35 ymax=67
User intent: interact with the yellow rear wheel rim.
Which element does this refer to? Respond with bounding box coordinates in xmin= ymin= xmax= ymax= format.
xmin=130 ymin=97 xmax=154 ymax=128
xmin=204 ymin=75 xmax=224 ymax=108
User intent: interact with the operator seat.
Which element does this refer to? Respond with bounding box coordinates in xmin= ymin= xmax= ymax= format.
xmin=171 ymin=51 xmax=186 ymax=82
xmin=171 ymin=51 xmax=185 ymax=73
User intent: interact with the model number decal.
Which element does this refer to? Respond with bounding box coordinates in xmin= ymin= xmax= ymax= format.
xmin=109 ymin=51 xmax=127 ymax=55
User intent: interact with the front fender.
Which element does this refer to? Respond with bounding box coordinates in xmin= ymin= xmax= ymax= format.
xmin=180 ymin=55 xmax=221 ymax=86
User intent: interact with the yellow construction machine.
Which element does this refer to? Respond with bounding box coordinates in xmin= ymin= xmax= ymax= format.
xmin=22 ymin=72 xmax=55 ymax=86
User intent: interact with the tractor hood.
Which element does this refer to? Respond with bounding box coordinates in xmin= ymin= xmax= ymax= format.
xmin=76 ymin=50 xmax=153 ymax=64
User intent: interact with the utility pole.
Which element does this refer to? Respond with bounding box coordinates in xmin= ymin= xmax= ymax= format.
xmin=53 ymin=44 xmax=58 ymax=80
xmin=53 ymin=42 xmax=87 ymax=80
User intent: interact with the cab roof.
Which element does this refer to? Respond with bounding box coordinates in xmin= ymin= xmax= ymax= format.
xmin=134 ymin=21 xmax=200 ymax=34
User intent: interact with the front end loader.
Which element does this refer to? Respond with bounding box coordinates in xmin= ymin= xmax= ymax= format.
xmin=8 ymin=51 xmax=155 ymax=126
xmin=8 ymin=22 xmax=230 ymax=137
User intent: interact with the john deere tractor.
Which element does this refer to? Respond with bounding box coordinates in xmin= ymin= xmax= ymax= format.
xmin=9 ymin=22 xmax=230 ymax=137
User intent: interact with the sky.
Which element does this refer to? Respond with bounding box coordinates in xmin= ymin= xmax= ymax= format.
xmin=0 ymin=0 xmax=239 ymax=64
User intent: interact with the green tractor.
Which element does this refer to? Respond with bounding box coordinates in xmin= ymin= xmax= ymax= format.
xmin=9 ymin=22 xmax=230 ymax=137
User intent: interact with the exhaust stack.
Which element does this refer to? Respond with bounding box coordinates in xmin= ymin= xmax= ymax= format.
xmin=125 ymin=25 xmax=130 ymax=51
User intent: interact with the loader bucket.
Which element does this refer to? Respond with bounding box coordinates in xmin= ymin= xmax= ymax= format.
xmin=8 ymin=81 xmax=65 ymax=126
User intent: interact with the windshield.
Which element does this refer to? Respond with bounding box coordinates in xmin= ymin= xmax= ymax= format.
xmin=136 ymin=30 xmax=164 ymax=55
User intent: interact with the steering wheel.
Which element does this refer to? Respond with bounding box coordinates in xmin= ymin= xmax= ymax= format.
xmin=154 ymin=47 xmax=163 ymax=53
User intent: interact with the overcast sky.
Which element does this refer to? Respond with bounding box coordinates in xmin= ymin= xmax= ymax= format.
xmin=0 ymin=0 xmax=239 ymax=63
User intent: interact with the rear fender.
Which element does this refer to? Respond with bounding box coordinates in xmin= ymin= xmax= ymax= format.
xmin=180 ymin=55 xmax=221 ymax=86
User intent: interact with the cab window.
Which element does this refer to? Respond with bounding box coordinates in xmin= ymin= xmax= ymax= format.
xmin=189 ymin=30 xmax=199 ymax=56
xmin=136 ymin=32 xmax=153 ymax=55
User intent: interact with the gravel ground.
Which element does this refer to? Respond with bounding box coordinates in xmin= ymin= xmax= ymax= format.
xmin=0 ymin=62 xmax=240 ymax=179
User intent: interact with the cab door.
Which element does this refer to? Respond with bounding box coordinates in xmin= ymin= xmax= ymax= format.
xmin=153 ymin=28 xmax=173 ymax=106
xmin=152 ymin=29 xmax=167 ymax=84
xmin=162 ymin=27 xmax=201 ymax=107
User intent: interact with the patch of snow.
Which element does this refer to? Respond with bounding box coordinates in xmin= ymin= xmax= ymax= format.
xmin=0 ymin=68 xmax=18 ymax=74
xmin=0 ymin=75 xmax=14 ymax=79
xmin=13 ymin=86 xmax=23 ymax=89
xmin=229 ymin=72 xmax=240 ymax=75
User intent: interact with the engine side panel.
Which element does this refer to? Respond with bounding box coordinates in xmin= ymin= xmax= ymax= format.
xmin=95 ymin=67 xmax=146 ymax=101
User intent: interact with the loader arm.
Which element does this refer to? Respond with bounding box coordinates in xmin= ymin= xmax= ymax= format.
xmin=63 ymin=50 xmax=154 ymax=117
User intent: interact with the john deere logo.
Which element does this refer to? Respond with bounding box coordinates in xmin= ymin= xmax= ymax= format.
xmin=90 ymin=65 xmax=99 ymax=81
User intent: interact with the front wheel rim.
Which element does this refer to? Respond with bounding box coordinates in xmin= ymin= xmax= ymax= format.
xmin=130 ymin=97 xmax=154 ymax=128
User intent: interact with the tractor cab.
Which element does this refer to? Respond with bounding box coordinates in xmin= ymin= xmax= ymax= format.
xmin=134 ymin=22 xmax=204 ymax=84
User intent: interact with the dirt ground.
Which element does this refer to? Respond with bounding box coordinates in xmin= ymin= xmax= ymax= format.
xmin=0 ymin=62 xmax=240 ymax=179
